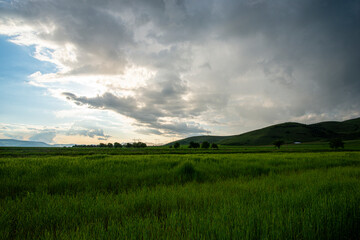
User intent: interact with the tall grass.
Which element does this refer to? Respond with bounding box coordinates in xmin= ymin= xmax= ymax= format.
xmin=1 ymin=152 xmax=360 ymax=239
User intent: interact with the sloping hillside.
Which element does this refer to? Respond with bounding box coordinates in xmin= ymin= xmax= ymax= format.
xmin=167 ymin=136 xmax=228 ymax=146
xmin=167 ymin=117 xmax=360 ymax=146
xmin=310 ymin=118 xmax=360 ymax=140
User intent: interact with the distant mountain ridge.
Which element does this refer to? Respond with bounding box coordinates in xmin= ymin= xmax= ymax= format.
xmin=167 ymin=117 xmax=360 ymax=146
xmin=0 ymin=139 xmax=74 ymax=147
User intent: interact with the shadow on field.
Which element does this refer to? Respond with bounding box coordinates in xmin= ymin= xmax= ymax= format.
xmin=176 ymin=162 xmax=198 ymax=184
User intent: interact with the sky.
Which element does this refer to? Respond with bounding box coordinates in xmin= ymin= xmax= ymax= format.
xmin=0 ymin=0 xmax=359 ymax=145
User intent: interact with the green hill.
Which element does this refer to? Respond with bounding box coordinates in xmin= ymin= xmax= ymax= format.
xmin=311 ymin=118 xmax=360 ymax=139
xmin=167 ymin=135 xmax=228 ymax=146
xmin=167 ymin=117 xmax=360 ymax=146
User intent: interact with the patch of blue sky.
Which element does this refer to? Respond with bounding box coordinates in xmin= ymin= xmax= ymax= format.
xmin=0 ymin=35 xmax=69 ymax=125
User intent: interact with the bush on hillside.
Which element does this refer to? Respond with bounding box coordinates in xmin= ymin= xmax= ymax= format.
xmin=329 ymin=138 xmax=344 ymax=150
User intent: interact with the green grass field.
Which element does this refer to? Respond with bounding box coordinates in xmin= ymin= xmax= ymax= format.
xmin=1 ymin=145 xmax=360 ymax=239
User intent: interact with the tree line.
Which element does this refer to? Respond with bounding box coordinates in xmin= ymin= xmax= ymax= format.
xmin=169 ymin=141 xmax=219 ymax=149
xmin=72 ymin=138 xmax=345 ymax=150
xmin=73 ymin=142 xmax=147 ymax=148
xmin=273 ymin=138 xmax=345 ymax=149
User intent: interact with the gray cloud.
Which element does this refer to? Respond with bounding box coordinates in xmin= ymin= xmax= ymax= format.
xmin=4 ymin=132 xmax=25 ymax=140
xmin=63 ymin=68 xmax=215 ymax=135
xmin=29 ymin=130 xmax=56 ymax=143
xmin=1 ymin=0 xmax=360 ymax=136
xmin=136 ymin=128 xmax=163 ymax=136
xmin=62 ymin=121 xmax=112 ymax=139
xmin=28 ymin=127 xmax=111 ymax=143
xmin=97 ymin=137 xmax=109 ymax=141
xmin=66 ymin=128 xmax=110 ymax=139
xmin=63 ymin=87 xmax=211 ymax=135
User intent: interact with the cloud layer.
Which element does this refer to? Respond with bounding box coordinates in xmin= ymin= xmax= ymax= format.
xmin=1 ymin=0 xmax=359 ymax=138
xmin=0 ymin=122 xmax=111 ymax=144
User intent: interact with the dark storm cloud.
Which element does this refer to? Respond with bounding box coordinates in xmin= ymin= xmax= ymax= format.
xmin=209 ymin=0 xmax=360 ymax=125
xmin=225 ymin=0 xmax=360 ymax=106
xmin=1 ymin=0 xmax=360 ymax=135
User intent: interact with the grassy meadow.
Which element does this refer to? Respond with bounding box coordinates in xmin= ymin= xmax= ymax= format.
xmin=1 ymin=145 xmax=360 ymax=239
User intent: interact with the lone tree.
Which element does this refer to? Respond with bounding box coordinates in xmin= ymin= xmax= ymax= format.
xmin=174 ymin=142 xmax=180 ymax=149
xmin=211 ymin=143 xmax=219 ymax=149
xmin=201 ymin=141 xmax=210 ymax=149
xmin=329 ymin=138 xmax=344 ymax=150
xmin=273 ymin=140 xmax=285 ymax=149
xmin=107 ymin=143 xmax=113 ymax=148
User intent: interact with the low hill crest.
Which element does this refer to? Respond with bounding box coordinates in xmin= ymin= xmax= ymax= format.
xmin=166 ymin=117 xmax=360 ymax=146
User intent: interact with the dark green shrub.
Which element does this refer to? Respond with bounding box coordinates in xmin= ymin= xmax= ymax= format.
xmin=189 ymin=141 xmax=200 ymax=148
xmin=114 ymin=142 xmax=122 ymax=148
xmin=329 ymin=138 xmax=344 ymax=149
xmin=201 ymin=141 xmax=210 ymax=149
xmin=211 ymin=143 xmax=219 ymax=149
xmin=273 ymin=140 xmax=285 ymax=149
